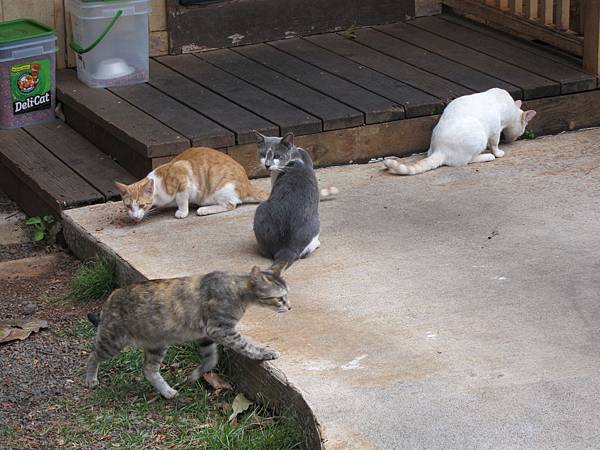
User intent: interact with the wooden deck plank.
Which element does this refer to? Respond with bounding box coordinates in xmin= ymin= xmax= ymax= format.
xmin=269 ymin=37 xmax=443 ymax=118
xmin=25 ymin=121 xmax=137 ymax=200
xmin=148 ymin=60 xmax=277 ymax=145
xmin=305 ymin=32 xmax=472 ymax=103
xmin=413 ymin=16 xmax=596 ymax=94
xmin=0 ymin=128 xmax=104 ymax=215
xmin=376 ymin=22 xmax=558 ymax=99
xmin=440 ymin=14 xmax=585 ymax=70
xmin=157 ymin=55 xmax=322 ymax=136
xmin=56 ymin=70 xmax=189 ymax=158
xmin=197 ymin=49 xmax=364 ymax=131
xmin=234 ymin=43 xmax=405 ymax=124
xmin=110 ymin=83 xmax=235 ymax=149
xmin=351 ymin=27 xmax=521 ymax=98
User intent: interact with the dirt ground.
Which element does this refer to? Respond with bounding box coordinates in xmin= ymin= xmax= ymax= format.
xmin=0 ymin=191 xmax=101 ymax=449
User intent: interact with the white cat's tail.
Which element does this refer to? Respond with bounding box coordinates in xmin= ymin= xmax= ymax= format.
xmin=383 ymin=152 xmax=445 ymax=176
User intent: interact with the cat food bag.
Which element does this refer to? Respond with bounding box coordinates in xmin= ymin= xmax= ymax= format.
xmin=0 ymin=19 xmax=57 ymax=129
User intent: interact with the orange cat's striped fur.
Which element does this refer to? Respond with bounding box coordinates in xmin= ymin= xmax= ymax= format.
xmin=115 ymin=147 xmax=268 ymax=222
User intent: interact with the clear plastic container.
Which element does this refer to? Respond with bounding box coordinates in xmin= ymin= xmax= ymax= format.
xmin=0 ymin=19 xmax=57 ymax=129
xmin=70 ymin=0 xmax=150 ymax=88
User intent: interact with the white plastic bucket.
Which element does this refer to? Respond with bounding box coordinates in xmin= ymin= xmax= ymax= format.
xmin=70 ymin=0 xmax=150 ymax=88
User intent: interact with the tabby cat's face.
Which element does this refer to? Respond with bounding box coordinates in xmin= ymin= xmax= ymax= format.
xmin=114 ymin=179 xmax=154 ymax=222
xmin=250 ymin=266 xmax=290 ymax=313
xmin=254 ymin=131 xmax=295 ymax=172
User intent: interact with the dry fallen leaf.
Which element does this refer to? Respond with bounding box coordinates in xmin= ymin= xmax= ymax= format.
xmin=202 ymin=372 xmax=232 ymax=394
xmin=0 ymin=319 xmax=48 ymax=344
xmin=228 ymin=393 xmax=252 ymax=424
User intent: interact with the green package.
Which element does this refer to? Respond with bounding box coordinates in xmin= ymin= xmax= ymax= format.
xmin=10 ymin=59 xmax=52 ymax=115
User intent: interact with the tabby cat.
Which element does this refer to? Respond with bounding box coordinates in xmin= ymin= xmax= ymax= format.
xmin=115 ymin=147 xmax=269 ymax=222
xmin=85 ymin=266 xmax=289 ymax=399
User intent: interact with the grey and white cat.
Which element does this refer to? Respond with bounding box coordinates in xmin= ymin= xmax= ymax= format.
xmin=253 ymin=132 xmax=322 ymax=272
xmin=85 ymin=266 xmax=289 ymax=399
xmin=384 ymin=88 xmax=537 ymax=175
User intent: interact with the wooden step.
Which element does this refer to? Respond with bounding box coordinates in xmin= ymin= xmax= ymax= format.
xmin=52 ymin=19 xmax=600 ymax=181
xmin=57 ymin=69 xmax=190 ymax=178
xmin=0 ymin=122 xmax=136 ymax=217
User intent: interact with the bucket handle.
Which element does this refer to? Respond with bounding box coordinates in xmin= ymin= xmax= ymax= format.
xmin=69 ymin=9 xmax=123 ymax=54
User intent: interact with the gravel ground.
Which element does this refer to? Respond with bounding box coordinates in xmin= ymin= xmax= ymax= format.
xmin=0 ymin=192 xmax=101 ymax=449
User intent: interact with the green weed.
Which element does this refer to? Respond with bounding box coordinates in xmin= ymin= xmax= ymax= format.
xmin=25 ymin=215 xmax=58 ymax=242
xmin=54 ymin=258 xmax=116 ymax=303
xmin=63 ymin=318 xmax=97 ymax=339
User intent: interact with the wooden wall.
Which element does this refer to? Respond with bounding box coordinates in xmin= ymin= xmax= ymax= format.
xmin=0 ymin=0 xmax=168 ymax=69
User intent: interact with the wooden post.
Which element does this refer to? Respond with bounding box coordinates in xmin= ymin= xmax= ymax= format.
xmin=499 ymin=0 xmax=510 ymax=10
xmin=557 ymin=0 xmax=571 ymax=30
xmin=541 ymin=0 xmax=554 ymax=25
xmin=583 ymin=0 xmax=600 ymax=75
xmin=527 ymin=0 xmax=539 ymax=20
xmin=511 ymin=0 xmax=524 ymax=15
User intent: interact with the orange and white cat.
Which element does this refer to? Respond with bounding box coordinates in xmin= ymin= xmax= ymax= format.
xmin=115 ymin=147 xmax=269 ymax=222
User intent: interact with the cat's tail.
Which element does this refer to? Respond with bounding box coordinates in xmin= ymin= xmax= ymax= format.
xmin=242 ymin=184 xmax=270 ymax=203
xmin=271 ymin=248 xmax=298 ymax=274
xmin=87 ymin=313 xmax=100 ymax=328
xmin=320 ymin=186 xmax=339 ymax=200
xmin=383 ymin=152 xmax=445 ymax=176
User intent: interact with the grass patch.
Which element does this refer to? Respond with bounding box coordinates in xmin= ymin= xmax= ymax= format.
xmin=523 ymin=129 xmax=536 ymax=140
xmin=62 ymin=318 xmax=96 ymax=339
xmin=54 ymin=258 xmax=116 ymax=303
xmin=45 ymin=342 xmax=304 ymax=449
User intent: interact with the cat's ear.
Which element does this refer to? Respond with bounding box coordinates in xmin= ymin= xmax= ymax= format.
xmin=143 ymin=178 xmax=154 ymax=196
xmin=250 ymin=266 xmax=262 ymax=284
xmin=281 ymin=132 xmax=294 ymax=148
xmin=114 ymin=181 xmax=129 ymax=196
xmin=514 ymin=100 xmax=522 ymax=109
xmin=522 ymin=110 xmax=536 ymax=123
xmin=253 ymin=130 xmax=265 ymax=144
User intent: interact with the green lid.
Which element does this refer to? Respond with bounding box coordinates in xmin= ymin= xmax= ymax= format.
xmin=0 ymin=19 xmax=55 ymax=45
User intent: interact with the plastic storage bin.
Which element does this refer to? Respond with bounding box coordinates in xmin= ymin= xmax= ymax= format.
xmin=0 ymin=19 xmax=57 ymax=129
xmin=70 ymin=0 xmax=150 ymax=88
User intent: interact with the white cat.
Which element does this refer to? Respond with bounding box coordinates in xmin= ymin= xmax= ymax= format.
xmin=384 ymin=88 xmax=536 ymax=175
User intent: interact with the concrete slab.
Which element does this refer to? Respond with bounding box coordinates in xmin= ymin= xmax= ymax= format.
xmin=63 ymin=129 xmax=600 ymax=449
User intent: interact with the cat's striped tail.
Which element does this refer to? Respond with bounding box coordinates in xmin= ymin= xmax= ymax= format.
xmin=383 ymin=152 xmax=445 ymax=175
xmin=271 ymin=248 xmax=298 ymax=274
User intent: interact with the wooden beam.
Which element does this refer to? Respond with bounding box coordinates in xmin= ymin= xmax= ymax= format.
xmin=557 ymin=0 xmax=571 ymax=30
xmin=53 ymin=0 xmax=66 ymax=69
xmin=64 ymin=0 xmax=76 ymax=67
xmin=583 ymin=0 xmax=600 ymax=75
xmin=150 ymin=0 xmax=167 ymax=31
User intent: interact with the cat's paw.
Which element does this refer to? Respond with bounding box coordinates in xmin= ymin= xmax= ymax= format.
xmin=493 ymin=149 xmax=505 ymax=158
xmin=259 ymin=350 xmax=281 ymax=361
xmin=175 ymin=210 xmax=189 ymax=219
xmin=85 ymin=377 xmax=98 ymax=389
xmin=161 ymin=386 xmax=179 ymax=399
